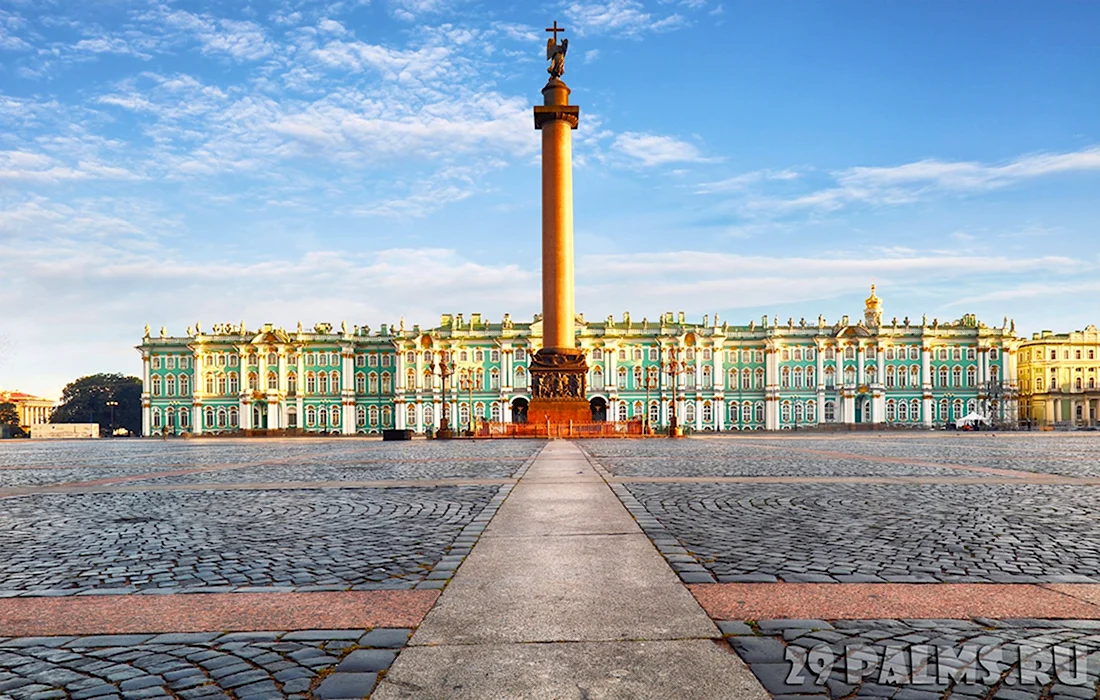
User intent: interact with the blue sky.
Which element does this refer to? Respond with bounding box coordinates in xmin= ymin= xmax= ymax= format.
xmin=0 ymin=0 xmax=1097 ymax=397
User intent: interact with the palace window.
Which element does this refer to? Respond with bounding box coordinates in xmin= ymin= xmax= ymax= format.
xmin=356 ymin=373 xmax=366 ymax=393
xmin=702 ymin=365 xmax=713 ymax=389
xmin=288 ymin=374 xmax=297 ymax=395
xmin=967 ymin=349 xmax=976 ymax=361
xmin=649 ymin=348 xmax=658 ymax=362
xmin=754 ymin=368 xmax=765 ymax=390
xmin=151 ymin=375 xmax=162 ymax=396
xmin=248 ymin=353 xmax=258 ymax=366
xmin=898 ymin=400 xmax=909 ymax=422
xmin=754 ymin=402 xmax=765 ymax=423
xmin=952 ymin=366 xmax=962 ymax=387
xmin=379 ymin=373 xmax=390 ymax=393
xmin=824 ymin=367 xmax=835 ymax=389
xmin=330 ymin=370 xmax=340 ymax=391
xmin=755 ymin=350 xmax=764 ymax=364
xmin=205 ymin=355 xmax=213 ymax=367
xmin=845 ymin=346 xmax=855 ymax=360
xmin=369 ymin=405 xmax=379 ymax=426
xmin=382 ymin=406 xmax=392 ymax=427
xmin=807 ymin=367 xmax=816 ymax=387
xmin=515 ymin=367 xmax=527 ymax=388
xmin=306 ymin=406 xmax=316 ymax=427
xmin=824 ymin=400 xmax=836 ymax=422
xmin=910 ymin=366 xmax=920 ymax=386
xmin=369 ymin=374 xmax=379 ymax=394
xmin=515 ymin=348 xmax=526 ymax=362
xmin=685 ymin=367 xmax=696 ymax=389
xmin=886 ymin=366 xmax=895 ymax=388
xmin=824 ymin=348 xmax=835 ymax=361
xmin=152 ymin=356 xmax=162 ymax=370
xmin=356 ymin=405 xmax=366 ymax=427
xmin=886 ymin=400 xmax=896 ymax=422
xmin=794 ymin=401 xmax=804 ymax=424
xmin=990 ymin=348 xmax=999 ymax=360
xmin=782 ymin=349 xmax=790 ymax=361
xmin=180 ymin=375 xmax=190 ymax=395
xmin=248 ymin=373 xmax=258 ymax=390
xmin=806 ymin=348 xmax=815 ymax=361
xmin=618 ymin=402 xmax=628 ymax=421
xmin=165 ymin=356 xmax=176 ymax=370
xmin=910 ymin=347 xmax=919 ymax=361
xmin=702 ymin=401 xmax=713 ymax=423
xmin=781 ymin=367 xmax=790 ymax=389
xmin=684 ymin=401 xmax=696 ymax=423
xmin=806 ymin=400 xmax=817 ymax=423
xmin=966 ymin=367 xmax=976 ymax=388
xmin=475 ymin=369 xmax=485 ymax=391
xmin=592 ymin=348 xmax=603 ymax=361
xmin=844 ymin=367 xmax=856 ymax=385
xmin=781 ymin=401 xmax=791 ymax=423
xmin=634 ymin=366 xmax=643 ymax=388
xmin=227 ymin=354 xmax=237 ymax=367
xmin=356 ymin=355 xmax=365 ymax=367
xmin=618 ymin=349 xmax=627 ymax=361
xmin=634 ymin=348 xmax=643 ymax=361
xmin=952 ymin=348 xmax=961 ymax=361
xmin=369 ymin=354 xmax=378 ymax=367
xmin=330 ymin=406 xmax=340 ymax=426
xmin=592 ymin=367 xmax=604 ymax=390
xmin=742 ymin=402 xmax=752 ymax=424
xmin=864 ymin=347 xmax=874 ymax=361
xmin=793 ymin=367 xmax=803 ymax=389
xmin=268 ymin=372 xmax=278 ymax=390
xmin=266 ymin=353 xmax=277 ymax=366
xmin=166 ymin=375 xmax=176 ymax=396
xmin=794 ymin=348 xmax=803 ymax=361
xmin=205 ymin=375 xmax=214 ymax=394
xmin=306 ymin=372 xmax=317 ymax=393
xmin=617 ymin=367 xmax=628 ymax=389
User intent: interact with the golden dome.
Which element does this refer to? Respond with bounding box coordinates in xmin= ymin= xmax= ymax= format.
xmin=865 ymin=283 xmax=881 ymax=309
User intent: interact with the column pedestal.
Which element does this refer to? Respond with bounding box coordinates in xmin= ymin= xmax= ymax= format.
xmin=528 ymin=349 xmax=590 ymax=424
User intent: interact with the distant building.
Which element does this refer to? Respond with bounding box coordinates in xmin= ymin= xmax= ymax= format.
xmin=0 ymin=390 xmax=54 ymax=431
xmin=1016 ymin=325 xmax=1100 ymax=427
xmin=136 ymin=288 xmax=1018 ymax=435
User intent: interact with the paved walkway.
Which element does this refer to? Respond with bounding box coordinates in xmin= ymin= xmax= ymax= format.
xmin=373 ymin=440 xmax=767 ymax=699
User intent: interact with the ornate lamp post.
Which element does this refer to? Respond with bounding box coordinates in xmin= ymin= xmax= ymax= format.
xmin=429 ymin=351 xmax=455 ymax=437
xmin=664 ymin=347 xmax=685 ymax=438
xmin=106 ymin=400 xmax=118 ymax=437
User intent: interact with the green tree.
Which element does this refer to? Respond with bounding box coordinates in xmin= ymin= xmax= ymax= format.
xmin=0 ymin=402 xmax=20 ymax=427
xmin=51 ymin=373 xmax=142 ymax=436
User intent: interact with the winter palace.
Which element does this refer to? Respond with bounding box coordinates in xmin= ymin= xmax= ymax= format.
xmin=136 ymin=287 xmax=1022 ymax=436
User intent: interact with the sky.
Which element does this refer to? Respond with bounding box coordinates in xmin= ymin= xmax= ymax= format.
xmin=0 ymin=0 xmax=1097 ymax=398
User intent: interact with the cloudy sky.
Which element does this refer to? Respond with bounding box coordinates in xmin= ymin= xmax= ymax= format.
xmin=0 ymin=0 xmax=1097 ymax=398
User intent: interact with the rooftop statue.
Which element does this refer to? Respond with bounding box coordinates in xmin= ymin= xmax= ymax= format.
xmin=545 ymin=21 xmax=568 ymax=79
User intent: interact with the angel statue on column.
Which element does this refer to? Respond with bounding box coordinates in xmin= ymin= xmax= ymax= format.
xmin=547 ymin=36 xmax=568 ymax=79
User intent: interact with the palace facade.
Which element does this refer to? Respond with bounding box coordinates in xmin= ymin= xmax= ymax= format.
xmin=0 ymin=390 xmax=55 ymax=431
xmin=1016 ymin=325 xmax=1100 ymax=427
xmin=137 ymin=288 xmax=1020 ymax=436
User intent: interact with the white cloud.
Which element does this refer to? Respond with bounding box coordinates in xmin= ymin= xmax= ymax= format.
xmin=0 ymin=150 xmax=140 ymax=183
xmin=317 ymin=18 xmax=347 ymax=35
xmin=565 ymin=0 xmax=688 ymax=38
xmin=612 ymin=132 xmax=714 ymax=167
xmin=155 ymin=9 xmax=274 ymax=61
xmin=583 ymin=48 xmax=600 ymax=63
xmin=696 ymin=168 xmax=800 ymax=194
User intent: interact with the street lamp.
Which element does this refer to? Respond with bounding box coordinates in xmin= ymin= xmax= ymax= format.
xmin=428 ymin=351 xmax=455 ymax=437
xmin=644 ymin=369 xmax=657 ymax=435
xmin=106 ymin=400 xmax=118 ymax=437
xmin=663 ymin=346 xmax=686 ymax=438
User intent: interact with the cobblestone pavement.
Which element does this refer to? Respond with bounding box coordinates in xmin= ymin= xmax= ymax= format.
xmin=622 ymin=481 xmax=1100 ymax=583
xmin=582 ymin=435 xmax=1100 ymax=479
xmin=136 ymin=458 xmax=527 ymax=486
xmin=0 ymin=628 xmax=410 ymax=700
xmin=721 ymin=617 xmax=1100 ymax=699
xmin=0 ymin=486 xmax=503 ymax=595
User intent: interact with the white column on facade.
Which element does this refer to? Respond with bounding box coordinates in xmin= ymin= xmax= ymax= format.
xmin=716 ymin=398 xmax=725 ymax=431
xmin=921 ymin=345 xmax=933 ymax=427
xmin=396 ymin=401 xmax=406 ymax=429
xmin=695 ymin=398 xmax=703 ymax=431
xmin=342 ymin=348 xmax=354 ymax=434
xmin=607 ymin=345 xmax=617 ymax=396
xmin=502 ymin=349 xmax=513 ymax=390
xmin=141 ymin=350 xmax=151 ymax=436
xmin=857 ymin=345 xmax=865 ymax=385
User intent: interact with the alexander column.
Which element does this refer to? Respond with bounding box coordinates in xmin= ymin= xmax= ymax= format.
xmin=528 ymin=21 xmax=590 ymax=425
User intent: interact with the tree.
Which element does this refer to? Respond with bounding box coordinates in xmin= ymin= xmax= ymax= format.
xmin=52 ymin=373 xmax=142 ymax=436
xmin=0 ymin=402 xmax=19 ymax=427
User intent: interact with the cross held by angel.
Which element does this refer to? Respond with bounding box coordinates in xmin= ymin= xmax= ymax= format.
xmin=546 ymin=20 xmax=568 ymax=79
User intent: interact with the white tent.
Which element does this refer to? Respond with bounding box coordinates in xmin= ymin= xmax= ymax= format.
xmin=955 ymin=412 xmax=991 ymax=428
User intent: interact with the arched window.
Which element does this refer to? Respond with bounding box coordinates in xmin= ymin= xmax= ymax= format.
xmin=742 ymin=368 xmax=752 ymax=390
xmin=267 ymin=372 xmax=278 ymax=390
xmin=330 ymin=406 xmax=340 ymax=426
xmin=684 ymin=401 xmax=696 ymax=422
xmin=382 ymin=372 xmax=393 ymax=394
xmin=634 ymin=366 xmax=643 ymax=388
xmin=267 ymin=352 xmax=277 ymax=366
xmin=423 ymin=404 xmax=434 ymax=426
xmin=423 ymin=370 xmax=434 ymax=391
xmin=952 ymin=366 xmax=962 ymax=387
xmin=515 ymin=366 xmax=527 ymax=389
xmin=152 ymin=408 xmax=162 ymax=428
xmin=824 ymin=400 xmax=836 ymax=422
xmin=618 ymin=402 xmax=628 ymax=421
xmin=151 ymin=375 xmax=162 ymax=396
xmin=319 ymin=372 xmax=329 ymax=394
xmin=651 ymin=401 xmax=661 ymax=425
xmin=886 ymin=366 xmax=896 ymax=388
xmin=781 ymin=367 xmax=790 ymax=389
xmin=792 ymin=367 xmax=803 ymax=389
xmin=806 ymin=400 xmax=816 ymax=423
xmin=794 ymin=401 xmax=804 ymax=424
xmin=179 ymin=407 xmax=190 ymax=429
xmin=490 ymin=368 xmax=500 ymax=390
xmin=331 ymin=371 xmax=340 ymax=392
xmin=782 ymin=349 xmax=790 ymax=361
xmin=886 ymin=400 xmax=897 ymax=422
xmin=824 ymin=367 xmax=836 ymax=389
xmin=204 ymin=406 xmax=215 ymax=427
xmin=592 ymin=366 xmax=604 ymax=390
xmin=910 ymin=366 xmax=920 ymax=386
xmin=781 ymin=401 xmax=791 ymax=423
xmin=632 ymin=400 xmax=643 ymax=418
xmin=218 ymin=375 xmax=228 ymax=395
xmin=910 ymin=398 xmax=920 ymax=422
xmin=897 ymin=400 xmax=908 ymax=422
xmin=368 ymin=373 xmax=378 ymax=394
xmin=166 ymin=374 xmax=177 ymax=395
xmin=368 ymin=405 xmax=379 ymax=426
xmin=306 ymin=405 xmax=316 ymax=427
xmin=382 ymin=406 xmax=392 ymax=427
xmin=248 ymin=372 xmax=258 ymax=390
xmin=754 ymin=402 xmax=764 ymax=423
xmin=217 ymin=407 xmax=227 ymax=427
xmin=205 ymin=375 xmax=214 ymax=394
xmin=356 ymin=405 xmax=366 ymax=427
xmin=938 ymin=366 xmax=948 ymax=388
xmin=966 ymin=367 xmax=976 ymax=387
xmin=702 ymin=365 xmax=713 ymax=389
xmin=845 ymin=346 xmax=855 ymax=360
xmin=180 ymin=375 xmax=190 ymax=395
xmin=476 ymin=369 xmax=485 ymax=391
xmin=356 ymin=373 xmax=366 ymax=393
xmin=728 ymin=369 xmax=738 ymax=389
xmin=491 ymin=402 xmax=501 ymax=421
xmin=229 ymin=406 xmax=239 ymax=427
xmin=592 ymin=348 xmax=603 ymax=361
xmin=248 ymin=353 xmax=258 ymax=366
xmin=865 ymin=366 xmax=876 ymax=384
xmin=702 ymin=401 xmax=713 ymax=423
xmin=306 ymin=372 xmax=317 ymax=393
xmin=754 ymin=368 xmax=764 ymax=390
xmin=729 ymin=401 xmax=739 ymax=421
xmin=405 ymin=369 xmax=416 ymax=390
xmin=844 ymin=366 xmax=856 ymax=385
xmin=617 ymin=367 xmax=628 ymax=389
xmin=406 ymin=404 xmax=416 ymax=428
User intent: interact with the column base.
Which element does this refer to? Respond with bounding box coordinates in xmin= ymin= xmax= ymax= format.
xmin=529 ymin=349 xmax=590 ymax=426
